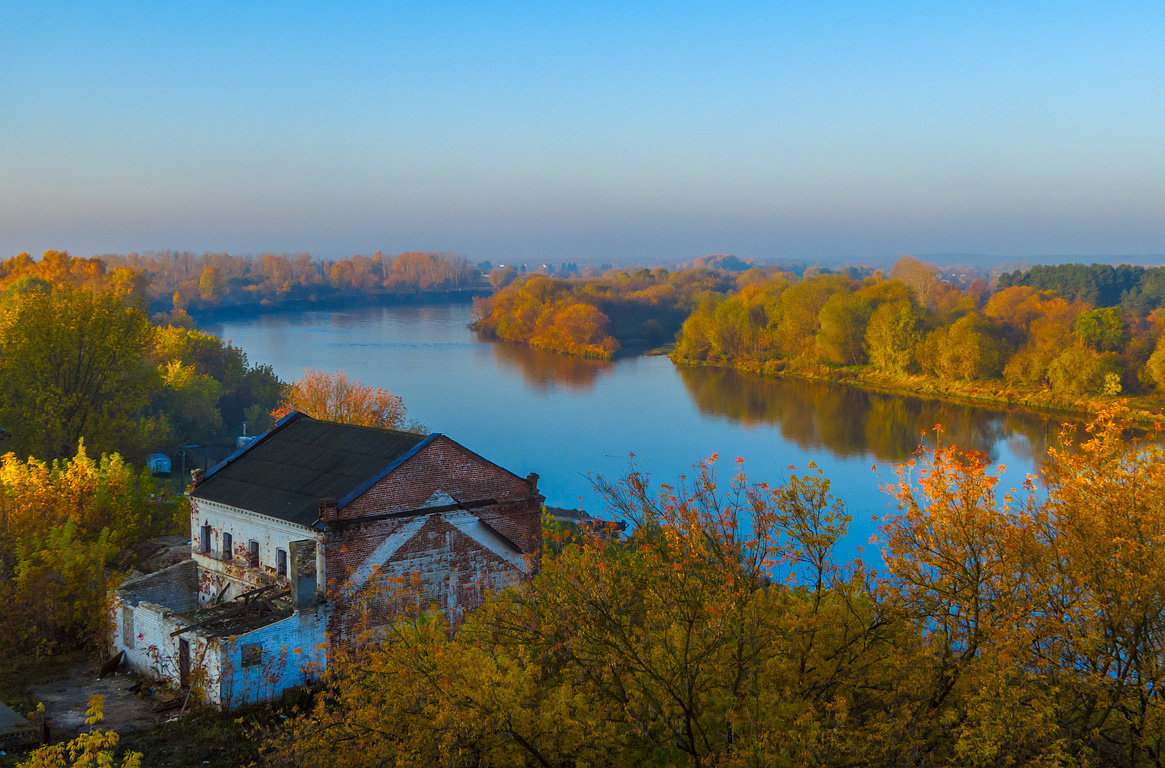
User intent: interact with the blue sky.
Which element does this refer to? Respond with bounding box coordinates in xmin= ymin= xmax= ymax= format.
xmin=3 ymin=1 xmax=1164 ymax=265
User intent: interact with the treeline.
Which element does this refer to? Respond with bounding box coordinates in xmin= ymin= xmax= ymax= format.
xmin=267 ymin=407 xmax=1165 ymax=768
xmin=0 ymin=251 xmax=283 ymax=461
xmin=674 ymin=256 xmax=1165 ymax=402
xmin=471 ymin=267 xmax=740 ymax=358
xmin=999 ymin=262 xmax=1165 ymax=313
xmin=97 ymin=249 xmax=482 ymax=315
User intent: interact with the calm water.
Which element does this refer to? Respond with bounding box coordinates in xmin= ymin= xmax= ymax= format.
xmin=205 ymin=302 xmax=1067 ymax=563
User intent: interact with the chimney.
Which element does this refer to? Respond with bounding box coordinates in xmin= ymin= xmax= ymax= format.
xmin=288 ymin=540 xmax=318 ymax=612
xmin=525 ymin=473 xmax=539 ymax=493
xmin=318 ymin=497 xmax=338 ymax=522
xmin=191 ymin=469 xmax=205 ymax=488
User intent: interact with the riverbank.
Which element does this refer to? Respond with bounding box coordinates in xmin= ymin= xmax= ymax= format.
xmin=672 ymin=356 xmax=1165 ymax=425
xmin=180 ymin=288 xmax=488 ymax=324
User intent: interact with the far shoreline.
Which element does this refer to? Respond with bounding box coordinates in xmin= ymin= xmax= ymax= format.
xmin=184 ymin=288 xmax=488 ymax=325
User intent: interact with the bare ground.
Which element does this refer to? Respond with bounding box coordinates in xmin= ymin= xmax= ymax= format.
xmin=26 ymin=661 xmax=174 ymax=735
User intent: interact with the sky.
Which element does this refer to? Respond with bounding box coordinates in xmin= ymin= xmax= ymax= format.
xmin=3 ymin=1 xmax=1165 ymax=266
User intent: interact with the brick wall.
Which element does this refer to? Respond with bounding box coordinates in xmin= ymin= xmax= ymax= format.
xmin=324 ymin=436 xmax=542 ymax=638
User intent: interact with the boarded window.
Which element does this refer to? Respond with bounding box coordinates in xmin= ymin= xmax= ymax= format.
xmin=200 ymin=524 xmax=211 ymax=554
xmin=222 ymin=532 xmax=233 ymax=560
xmin=276 ymin=548 xmax=288 ymax=577
xmin=248 ymin=540 xmax=259 ymax=567
xmin=122 ymin=606 xmax=134 ymax=649
xmin=241 ymin=642 xmax=263 ymax=668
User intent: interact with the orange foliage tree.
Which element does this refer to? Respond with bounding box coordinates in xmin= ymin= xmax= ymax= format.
xmin=882 ymin=406 xmax=1165 ymax=765
xmin=266 ymin=408 xmax=1165 ymax=767
xmin=264 ymin=458 xmax=905 ymax=767
xmin=274 ymin=370 xmax=409 ymax=430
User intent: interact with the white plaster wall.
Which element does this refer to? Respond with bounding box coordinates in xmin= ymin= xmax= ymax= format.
xmin=216 ymin=606 xmax=330 ymax=708
xmin=111 ymin=595 xmax=220 ymax=703
xmin=190 ymin=498 xmax=324 ymax=603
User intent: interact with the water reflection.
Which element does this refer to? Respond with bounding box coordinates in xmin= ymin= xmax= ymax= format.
xmin=488 ymin=341 xmax=616 ymax=391
xmin=678 ymin=366 xmax=1065 ymax=464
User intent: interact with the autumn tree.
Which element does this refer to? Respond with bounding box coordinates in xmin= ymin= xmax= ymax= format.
xmin=275 ymin=369 xmax=410 ymax=430
xmin=198 ymin=265 xmax=223 ymax=300
xmin=883 ymin=406 xmax=1165 ymax=765
xmin=266 ymin=459 xmax=903 ymax=767
xmin=1146 ymin=333 xmax=1165 ymax=392
xmin=815 ymin=290 xmax=874 ymax=366
xmin=921 ymin=312 xmax=1010 ymax=381
xmin=0 ymin=444 xmax=184 ymax=654
xmin=865 ymin=299 xmax=926 ymax=375
xmin=889 ymin=255 xmax=938 ymax=308
xmin=0 ymin=285 xmax=156 ymax=459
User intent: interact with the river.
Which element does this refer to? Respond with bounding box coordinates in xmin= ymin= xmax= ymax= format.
xmin=204 ymin=301 xmax=1068 ymax=563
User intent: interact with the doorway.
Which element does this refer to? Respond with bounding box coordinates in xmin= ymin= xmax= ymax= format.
xmin=178 ymin=638 xmax=190 ymax=688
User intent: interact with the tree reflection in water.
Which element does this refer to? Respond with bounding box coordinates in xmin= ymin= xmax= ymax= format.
xmin=489 ymin=341 xmax=616 ymax=391
xmin=677 ymin=366 xmax=1069 ymax=464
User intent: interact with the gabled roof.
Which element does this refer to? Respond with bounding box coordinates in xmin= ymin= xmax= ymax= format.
xmin=191 ymin=412 xmax=434 ymax=527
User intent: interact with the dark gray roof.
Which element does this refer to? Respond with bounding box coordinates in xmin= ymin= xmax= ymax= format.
xmin=191 ymin=412 xmax=432 ymax=527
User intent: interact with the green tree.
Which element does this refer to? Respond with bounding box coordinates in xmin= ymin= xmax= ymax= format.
xmin=865 ymin=299 xmax=926 ymax=375
xmin=1074 ymin=306 xmax=1126 ymax=352
xmin=815 ymin=290 xmax=873 ymax=366
xmin=1046 ymin=346 xmax=1123 ymax=396
xmin=1146 ymin=333 xmax=1165 ymax=392
xmin=154 ymin=360 xmax=224 ymax=445
xmin=0 ymin=286 xmax=155 ymax=459
xmin=923 ymin=313 xmax=1010 ymax=381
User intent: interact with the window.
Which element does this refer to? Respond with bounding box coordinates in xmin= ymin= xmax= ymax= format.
xmin=276 ymin=548 xmax=288 ymax=577
xmin=222 ymin=532 xmax=232 ymax=560
xmin=248 ymin=540 xmax=259 ymax=567
xmin=241 ymin=642 xmax=263 ymax=668
xmin=200 ymin=524 xmax=211 ymax=554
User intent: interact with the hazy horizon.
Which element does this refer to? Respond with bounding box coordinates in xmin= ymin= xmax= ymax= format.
xmin=5 ymin=2 xmax=1164 ymax=264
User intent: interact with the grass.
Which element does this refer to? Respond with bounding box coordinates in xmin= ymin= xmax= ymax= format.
xmin=116 ymin=704 xmax=280 ymax=768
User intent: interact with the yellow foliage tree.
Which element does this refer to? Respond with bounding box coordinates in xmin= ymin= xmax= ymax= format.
xmin=18 ymin=696 xmax=142 ymax=768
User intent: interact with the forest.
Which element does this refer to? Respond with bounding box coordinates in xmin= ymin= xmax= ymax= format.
xmin=5 ymin=250 xmax=1165 ymax=768
xmin=473 ymin=257 xmax=1165 ymax=412
xmin=470 ymin=267 xmax=741 ymax=357
xmin=9 ymin=405 xmax=1165 ymax=768
xmin=94 ymin=249 xmax=483 ymax=316
xmin=0 ymin=252 xmax=284 ymax=669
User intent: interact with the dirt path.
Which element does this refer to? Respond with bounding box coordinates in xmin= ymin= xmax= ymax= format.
xmin=27 ymin=662 xmax=171 ymax=735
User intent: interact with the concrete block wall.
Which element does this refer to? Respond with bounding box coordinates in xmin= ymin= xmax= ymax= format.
xmin=119 ymin=559 xmax=199 ymax=613
xmin=112 ymin=596 xmax=218 ymax=702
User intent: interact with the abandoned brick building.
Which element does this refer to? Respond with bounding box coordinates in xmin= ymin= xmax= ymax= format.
xmin=111 ymin=411 xmax=543 ymax=707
